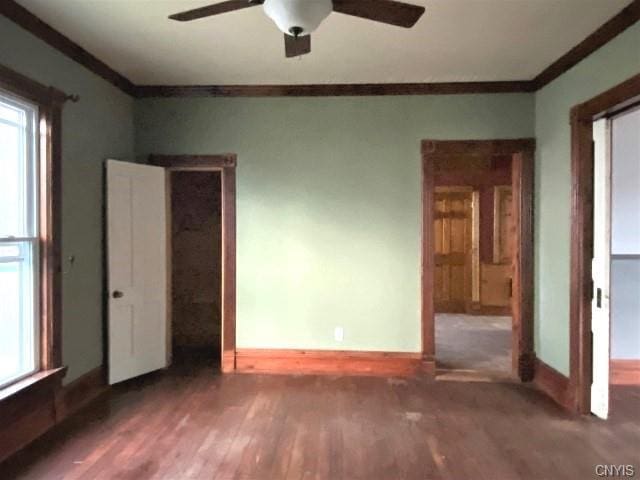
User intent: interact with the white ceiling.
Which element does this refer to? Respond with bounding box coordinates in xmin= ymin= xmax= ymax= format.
xmin=16 ymin=0 xmax=633 ymax=85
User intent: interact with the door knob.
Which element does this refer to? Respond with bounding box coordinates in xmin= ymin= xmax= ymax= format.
xmin=112 ymin=290 xmax=124 ymax=299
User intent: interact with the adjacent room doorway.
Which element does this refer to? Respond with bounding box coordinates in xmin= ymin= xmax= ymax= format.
xmin=569 ymin=73 xmax=640 ymax=415
xmin=170 ymin=170 xmax=222 ymax=368
xmin=106 ymin=155 xmax=237 ymax=385
xmin=421 ymin=139 xmax=535 ymax=382
xmin=433 ymin=182 xmax=513 ymax=379
xmin=589 ymin=107 xmax=640 ymax=419
xmin=150 ymin=154 xmax=237 ymax=374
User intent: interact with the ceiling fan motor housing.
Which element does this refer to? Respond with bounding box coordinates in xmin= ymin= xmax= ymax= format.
xmin=263 ymin=0 xmax=333 ymax=36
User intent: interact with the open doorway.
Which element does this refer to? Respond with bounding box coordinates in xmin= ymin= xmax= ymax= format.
xmin=435 ymin=179 xmax=513 ymax=378
xmin=569 ymin=74 xmax=640 ymax=415
xmin=106 ymin=155 xmax=236 ymax=385
xmin=150 ymin=154 xmax=237 ymax=373
xmin=170 ymin=171 xmax=222 ymax=367
xmin=590 ymin=107 xmax=640 ymax=419
xmin=421 ymin=140 xmax=535 ymax=382
xmin=432 ymin=158 xmax=513 ymax=379
xmin=609 ymin=110 xmax=640 ymax=405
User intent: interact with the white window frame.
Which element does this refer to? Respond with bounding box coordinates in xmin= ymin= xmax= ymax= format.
xmin=0 ymin=90 xmax=41 ymax=389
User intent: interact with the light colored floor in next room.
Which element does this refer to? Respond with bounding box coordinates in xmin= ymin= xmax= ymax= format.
xmin=436 ymin=314 xmax=511 ymax=374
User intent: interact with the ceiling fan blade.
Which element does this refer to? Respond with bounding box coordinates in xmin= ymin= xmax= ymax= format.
xmin=284 ymin=34 xmax=311 ymax=58
xmin=332 ymin=0 xmax=425 ymax=28
xmin=169 ymin=0 xmax=263 ymax=22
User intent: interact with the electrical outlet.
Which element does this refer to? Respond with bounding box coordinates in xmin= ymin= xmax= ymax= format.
xmin=334 ymin=326 xmax=344 ymax=342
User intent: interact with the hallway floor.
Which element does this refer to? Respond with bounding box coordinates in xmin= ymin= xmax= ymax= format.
xmin=2 ymin=367 xmax=639 ymax=480
xmin=436 ymin=314 xmax=511 ymax=374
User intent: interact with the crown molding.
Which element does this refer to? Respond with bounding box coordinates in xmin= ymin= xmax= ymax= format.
xmin=533 ymin=0 xmax=640 ymax=90
xmin=133 ymin=81 xmax=535 ymax=97
xmin=1 ymin=0 xmax=638 ymax=98
xmin=0 ymin=0 xmax=136 ymax=96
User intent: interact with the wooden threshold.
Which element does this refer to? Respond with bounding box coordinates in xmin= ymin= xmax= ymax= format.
xmin=435 ymin=368 xmax=515 ymax=383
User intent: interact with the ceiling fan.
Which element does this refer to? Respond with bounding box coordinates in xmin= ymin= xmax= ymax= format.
xmin=169 ymin=0 xmax=425 ymax=58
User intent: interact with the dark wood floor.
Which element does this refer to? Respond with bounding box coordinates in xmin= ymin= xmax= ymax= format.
xmin=2 ymin=366 xmax=639 ymax=480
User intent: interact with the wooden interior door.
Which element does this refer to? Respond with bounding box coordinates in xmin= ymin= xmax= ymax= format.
xmin=434 ymin=187 xmax=474 ymax=313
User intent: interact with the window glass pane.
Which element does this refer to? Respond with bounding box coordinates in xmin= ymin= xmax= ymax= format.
xmin=0 ymin=91 xmax=39 ymax=388
xmin=0 ymin=96 xmax=36 ymax=238
xmin=0 ymin=105 xmax=27 ymax=127
xmin=0 ymin=244 xmax=20 ymax=257
xmin=0 ymin=103 xmax=25 ymax=126
xmin=0 ymin=241 xmax=37 ymax=387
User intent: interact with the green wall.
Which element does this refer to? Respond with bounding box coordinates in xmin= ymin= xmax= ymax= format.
xmin=0 ymin=16 xmax=135 ymax=383
xmin=4 ymin=6 xmax=636 ymax=380
xmin=534 ymin=22 xmax=640 ymax=375
xmin=135 ymin=95 xmax=534 ymax=353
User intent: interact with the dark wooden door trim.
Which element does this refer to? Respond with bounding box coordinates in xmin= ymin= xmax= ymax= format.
xmin=149 ymin=154 xmax=237 ymax=373
xmin=569 ymin=73 xmax=640 ymax=414
xmin=421 ymin=139 xmax=536 ymax=380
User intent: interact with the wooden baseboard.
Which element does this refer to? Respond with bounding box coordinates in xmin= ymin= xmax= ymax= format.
xmin=221 ymin=349 xmax=235 ymax=373
xmin=610 ymin=359 xmax=640 ymax=385
xmin=421 ymin=355 xmax=436 ymax=376
xmin=533 ymin=358 xmax=574 ymax=411
xmin=0 ymin=368 xmax=65 ymax=463
xmin=0 ymin=365 xmax=107 ymax=464
xmin=55 ymin=366 xmax=108 ymax=419
xmin=235 ymin=349 xmax=422 ymax=376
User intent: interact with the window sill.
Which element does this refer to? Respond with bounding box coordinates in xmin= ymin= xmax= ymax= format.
xmin=0 ymin=367 xmax=67 ymax=404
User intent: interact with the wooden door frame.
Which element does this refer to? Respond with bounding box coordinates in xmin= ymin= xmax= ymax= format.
xmin=149 ymin=154 xmax=237 ymax=373
xmin=421 ymin=139 xmax=536 ymax=380
xmin=569 ymin=73 xmax=640 ymax=413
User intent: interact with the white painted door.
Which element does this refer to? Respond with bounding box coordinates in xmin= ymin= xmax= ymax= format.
xmin=107 ymin=160 xmax=168 ymax=385
xmin=591 ymin=119 xmax=612 ymax=419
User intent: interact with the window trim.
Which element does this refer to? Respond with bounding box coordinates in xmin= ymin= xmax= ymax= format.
xmin=0 ymin=63 xmax=67 ymax=391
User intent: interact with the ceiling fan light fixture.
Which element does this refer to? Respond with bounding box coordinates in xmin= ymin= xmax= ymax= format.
xmin=263 ymin=0 xmax=333 ymax=36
